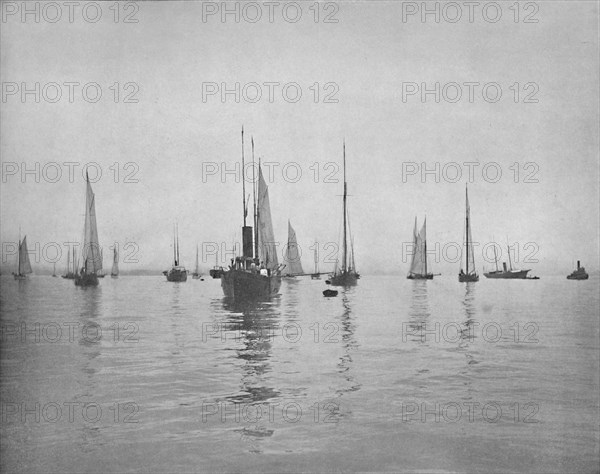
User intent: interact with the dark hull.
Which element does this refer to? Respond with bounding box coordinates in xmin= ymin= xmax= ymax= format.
xmin=192 ymin=273 xmax=201 ymax=279
xmin=459 ymin=273 xmax=479 ymax=282
xmin=221 ymin=270 xmax=281 ymax=299
xmin=311 ymin=274 xmax=321 ymax=280
xmin=407 ymin=273 xmax=433 ymax=280
xmin=12 ymin=273 xmax=27 ymax=280
xmin=210 ymin=268 xmax=224 ymax=279
xmin=329 ymin=271 xmax=358 ymax=287
xmin=62 ymin=273 xmax=76 ymax=279
xmin=484 ymin=269 xmax=530 ymax=279
xmin=164 ymin=269 xmax=187 ymax=282
xmin=567 ymin=273 xmax=589 ymax=280
xmin=75 ymin=273 xmax=99 ymax=286
xmin=111 ymin=274 xmax=118 ymax=279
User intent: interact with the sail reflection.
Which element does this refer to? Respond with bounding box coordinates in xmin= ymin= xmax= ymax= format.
xmin=407 ymin=280 xmax=431 ymax=344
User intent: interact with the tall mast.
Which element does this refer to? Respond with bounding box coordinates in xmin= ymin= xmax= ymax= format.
xmin=18 ymin=227 xmax=21 ymax=275
xmin=314 ymin=239 xmax=318 ymax=273
xmin=465 ymin=184 xmax=469 ymax=274
xmin=176 ymin=224 xmax=180 ymax=265
xmin=173 ymin=224 xmax=176 ymax=265
xmin=241 ymin=127 xmax=247 ymax=226
xmin=256 ymin=158 xmax=261 ymax=259
xmin=507 ymin=240 xmax=513 ymax=271
xmin=424 ymin=217 xmax=428 ymax=276
xmin=493 ymin=241 xmax=499 ymax=271
xmin=342 ymin=141 xmax=347 ymax=273
xmin=252 ymin=137 xmax=258 ymax=259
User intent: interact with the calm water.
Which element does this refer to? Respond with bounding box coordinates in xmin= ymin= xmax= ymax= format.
xmin=1 ymin=274 xmax=598 ymax=473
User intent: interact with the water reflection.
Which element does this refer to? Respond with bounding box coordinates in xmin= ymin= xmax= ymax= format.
xmin=216 ymin=297 xmax=282 ymax=451
xmin=457 ymin=283 xmax=479 ymax=402
xmin=335 ymin=292 xmax=361 ymax=398
xmin=407 ymin=281 xmax=431 ymax=345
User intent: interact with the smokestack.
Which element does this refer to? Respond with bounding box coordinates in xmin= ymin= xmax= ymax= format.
xmin=503 ymin=262 xmax=507 ymax=272
xmin=577 ymin=260 xmax=580 ymax=270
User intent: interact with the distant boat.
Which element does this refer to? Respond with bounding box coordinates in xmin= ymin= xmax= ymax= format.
xmin=209 ymin=251 xmax=225 ymax=279
xmin=282 ymin=220 xmax=304 ymax=278
xmin=407 ymin=217 xmax=433 ymax=280
xmin=97 ymin=248 xmax=106 ymax=278
xmin=221 ymin=129 xmax=282 ymax=299
xmin=62 ymin=247 xmax=77 ymax=279
xmin=75 ymin=172 xmax=101 ymax=287
xmin=329 ymin=142 xmax=359 ymax=287
xmin=459 ymin=184 xmax=479 ymax=282
xmin=12 ymin=235 xmax=32 ymax=280
xmin=163 ymin=224 xmax=187 ymax=282
xmin=311 ymin=240 xmax=321 ymax=279
xmin=567 ymin=260 xmax=589 ymax=280
xmin=110 ymin=246 xmax=119 ymax=278
xmin=52 ymin=262 xmax=57 ymax=277
xmin=484 ymin=242 xmax=530 ymax=279
xmin=192 ymin=245 xmax=202 ymax=279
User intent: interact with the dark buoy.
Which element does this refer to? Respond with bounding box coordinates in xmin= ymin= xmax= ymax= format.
xmin=323 ymin=289 xmax=338 ymax=297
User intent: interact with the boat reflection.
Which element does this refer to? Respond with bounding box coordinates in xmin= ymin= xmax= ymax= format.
xmin=336 ymin=292 xmax=361 ymax=397
xmin=457 ymin=283 xmax=479 ymax=402
xmin=407 ymin=280 xmax=431 ymax=344
xmin=215 ymin=297 xmax=282 ymax=451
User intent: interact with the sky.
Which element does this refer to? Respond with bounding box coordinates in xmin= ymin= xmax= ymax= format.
xmin=1 ymin=0 xmax=598 ymax=275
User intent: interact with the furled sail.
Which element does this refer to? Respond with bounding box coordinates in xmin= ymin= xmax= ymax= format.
xmin=82 ymin=176 xmax=102 ymax=273
xmin=111 ymin=247 xmax=119 ymax=276
xmin=409 ymin=218 xmax=427 ymax=276
xmin=257 ymin=165 xmax=278 ymax=269
xmin=19 ymin=236 xmax=32 ymax=274
xmin=284 ymin=221 xmax=304 ymax=275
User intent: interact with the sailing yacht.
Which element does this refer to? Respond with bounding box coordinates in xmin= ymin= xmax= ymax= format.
xmin=163 ymin=225 xmax=187 ymax=282
xmin=97 ymin=249 xmax=106 ymax=278
xmin=282 ymin=220 xmax=304 ymax=278
xmin=484 ymin=242 xmax=530 ymax=279
xmin=62 ymin=247 xmax=77 ymax=279
xmin=192 ymin=245 xmax=202 ymax=279
xmin=458 ymin=184 xmax=479 ymax=282
xmin=329 ymin=142 xmax=359 ymax=287
xmin=75 ymin=172 xmax=102 ymax=287
xmin=110 ymin=246 xmax=119 ymax=278
xmin=407 ymin=217 xmax=433 ymax=280
xmin=12 ymin=235 xmax=32 ymax=280
xmin=221 ymin=129 xmax=283 ymax=299
xmin=311 ymin=240 xmax=321 ymax=279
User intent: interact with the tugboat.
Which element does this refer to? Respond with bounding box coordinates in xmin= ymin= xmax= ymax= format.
xmin=220 ymin=129 xmax=283 ymax=299
xmin=329 ymin=141 xmax=359 ymax=287
xmin=163 ymin=224 xmax=187 ymax=282
xmin=567 ymin=260 xmax=589 ymax=280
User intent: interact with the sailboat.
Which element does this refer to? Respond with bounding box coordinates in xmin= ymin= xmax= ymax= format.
xmin=282 ymin=220 xmax=304 ymax=278
xmin=75 ymin=172 xmax=102 ymax=287
xmin=12 ymin=235 xmax=32 ymax=280
xmin=192 ymin=245 xmax=202 ymax=279
xmin=110 ymin=246 xmax=119 ymax=278
xmin=567 ymin=260 xmax=589 ymax=280
xmin=52 ymin=262 xmax=57 ymax=277
xmin=484 ymin=241 xmax=530 ymax=279
xmin=458 ymin=184 xmax=479 ymax=282
xmin=407 ymin=217 xmax=433 ymax=280
xmin=311 ymin=240 xmax=321 ymax=279
xmin=163 ymin=224 xmax=187 ymax=282
xmin=62 ymin=247 xmax=77 ymax=279
xmin=329 ymin=142 xmax=359 ymax=287
xmin=221 ymin=129 xmax=283 ymax=299
xmin=97 ymin=248 xmax=106 ymax=278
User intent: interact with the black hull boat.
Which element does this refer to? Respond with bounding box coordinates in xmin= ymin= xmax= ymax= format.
xmin=210 ymin=267 xmax=225 ymax=279
xmin=484 ymin=269 xmax=530 ymax=279
xmin=75 ymin=271 xmax=99 ymax=287
xmin=329 ymin=270 xmax=358 ymax=287
xmin=567 ymin=261 xmax=589 ymax=280
xmin=459 ymin=271 xmax=479 ymax=282
xmin=221 ymin=266 xmax=281 ymax=299
xmin=407 ymin=273 xmax=434 ymax=280
xmin=164 ymin=267 xmax=188 ymax=282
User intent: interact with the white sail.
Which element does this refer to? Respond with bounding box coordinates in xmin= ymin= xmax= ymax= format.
xmin=284 ymin=220 xmax=304 ymax=275
xmin=19 ymin=236 xmax=32 ymax=274
xmin=111 ymin=247 xmax=119 ymax=276
xmin=82 ymin=177 xmax=102 ymax=273
xmin=257 ymin=165 xmax=278 ymax=269
xmin=409 ymin=218 xmax=428 ymax=276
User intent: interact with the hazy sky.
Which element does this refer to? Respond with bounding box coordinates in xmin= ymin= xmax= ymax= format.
xmin=1 ymin=1 xmax=598 ymax=275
